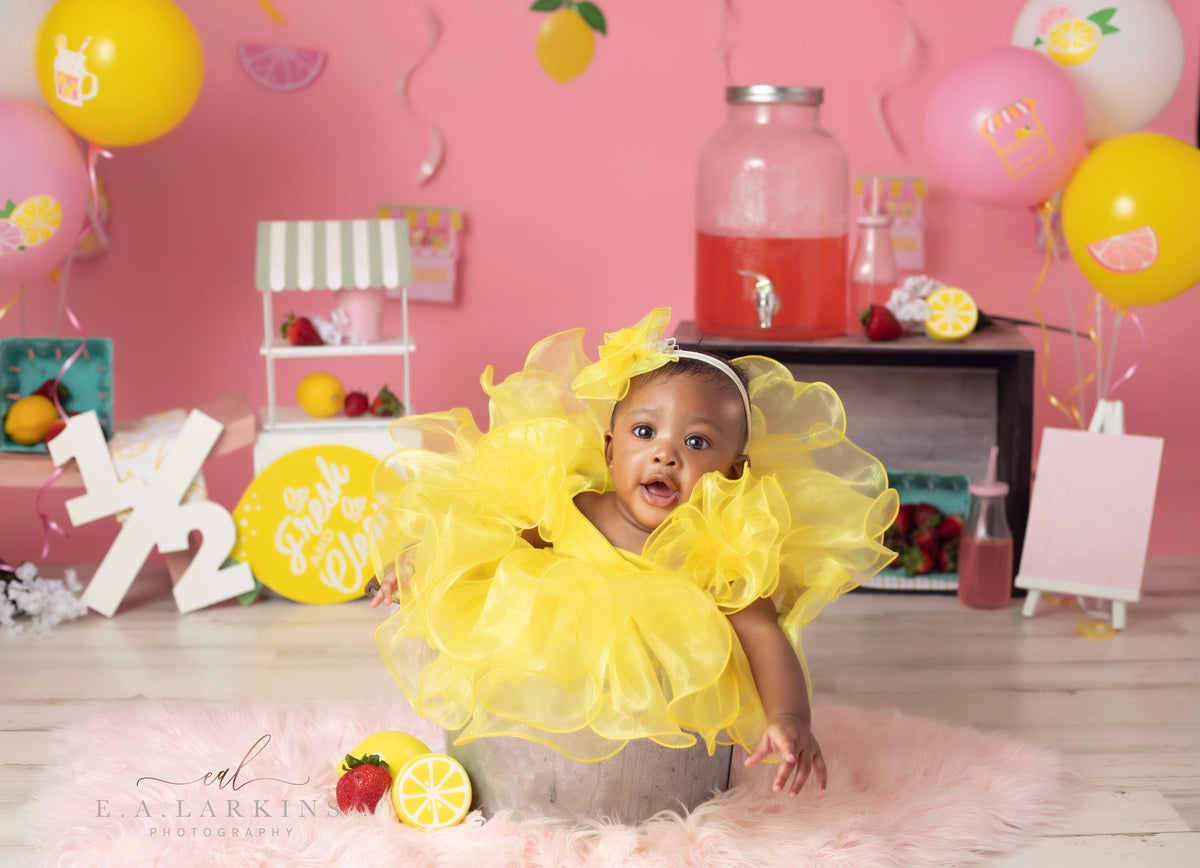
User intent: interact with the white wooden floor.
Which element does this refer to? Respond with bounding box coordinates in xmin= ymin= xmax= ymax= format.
xmin=3 ymin=556 xmax=1198 ymax=866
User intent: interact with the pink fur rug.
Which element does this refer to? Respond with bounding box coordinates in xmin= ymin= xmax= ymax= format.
xmin=32 ymin=699 xmax=1078 ymax=867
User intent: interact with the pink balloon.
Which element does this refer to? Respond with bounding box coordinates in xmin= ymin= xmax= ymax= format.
xmin=0 ymin=95 xmax=89 ymax=285
xmin=923 ymin=47 xmax=1087 ymax=209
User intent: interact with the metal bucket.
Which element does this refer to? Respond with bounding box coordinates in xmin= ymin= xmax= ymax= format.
xmin=445 ymin=733 xmax=733 ymax=824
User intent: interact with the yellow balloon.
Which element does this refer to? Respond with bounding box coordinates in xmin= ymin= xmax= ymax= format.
xmin=1062 ymin=132 xmax=1200 ymax=308
xmin=34 ymin=0 xmax=204 ymax=147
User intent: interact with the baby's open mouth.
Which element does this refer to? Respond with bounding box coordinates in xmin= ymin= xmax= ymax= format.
xmin=641 ymin=480 xmax=679 ymax=507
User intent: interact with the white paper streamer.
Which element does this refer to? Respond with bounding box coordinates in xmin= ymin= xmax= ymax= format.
xmin=869 ymin=0 xmax=920 ymax=157
xmin=397 ymin=3 xmax=446 ymax=185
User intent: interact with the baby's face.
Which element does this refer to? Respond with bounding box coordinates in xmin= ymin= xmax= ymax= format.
xmin=604 ymin=372 xmax=748 ymax=537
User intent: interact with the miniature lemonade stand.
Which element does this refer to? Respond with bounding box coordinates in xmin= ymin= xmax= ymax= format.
xmin=253 ymin=218 xmax=415 ymax=472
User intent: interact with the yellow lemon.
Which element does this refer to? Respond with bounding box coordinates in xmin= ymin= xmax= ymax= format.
xmin=536 ymin=8 xmax=594 ymax=83
xmin=4 ymin=394 xmax=60 ymax=445
xmin=338 ymin=731 xmax=432 ymax=779
xmin=391 ymin=752 xmax=472 ymax=829
xmin=295 ymin=372 xmax=345 ymax=418
xmin=924 ymin=286 xmax=979 ymax=341
xmin=11 ymin=195 xmax=63 ymax=247
xmin=1046 ymin=19 xmax=1099 ymax=66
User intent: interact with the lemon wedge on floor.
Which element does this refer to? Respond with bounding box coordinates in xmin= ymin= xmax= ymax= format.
xmin=391 ymin=752 xmax=472 ymax=829
xmin=924 ymin=287 xmax=979 ymax=341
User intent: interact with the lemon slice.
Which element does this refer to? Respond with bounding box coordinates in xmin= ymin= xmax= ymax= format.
xmin=924 ymin=287 xmax=979 ymax=341
xmin=391 ymin=753 xmax=472 ymax=829
xmin=1046 ymin=19 xmax=1099 ymax=66
xmin=11 ymin=195 xmax=63 ymax=247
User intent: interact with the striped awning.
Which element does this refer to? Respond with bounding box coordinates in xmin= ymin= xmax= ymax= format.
xmin=255 ymin=219 xmax=412 ymax=292
xmin=983 ymin=98 xmax=1034 ymax=134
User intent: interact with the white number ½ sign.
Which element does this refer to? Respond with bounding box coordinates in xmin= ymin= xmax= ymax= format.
xmin=47 ymin=410 xmax=256 ymax=616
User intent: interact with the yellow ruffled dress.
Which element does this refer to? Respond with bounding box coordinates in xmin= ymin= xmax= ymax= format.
xmin=371 ymin=308 xmax=897 ymax=762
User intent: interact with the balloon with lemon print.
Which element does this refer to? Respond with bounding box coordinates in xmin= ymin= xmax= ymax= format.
xmin=1012 ymin=0 xmax=1185 ymax=145
xmin=1062 ymin=132 xmax=1200 ymax=309
xmin=232 ymin=445 xmax=379 ymax=604
xmin=531 ymin=0 xmax=606 ymax=83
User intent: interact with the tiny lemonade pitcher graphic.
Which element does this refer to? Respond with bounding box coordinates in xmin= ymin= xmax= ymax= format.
xmin=980 ymin=98 xmax=1055 ymax=178
xmin=52 ymin=34 xmax=99 ymax=107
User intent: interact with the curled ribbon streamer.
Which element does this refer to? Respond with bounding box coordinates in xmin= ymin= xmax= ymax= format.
xmin=256 ymin=0 xmax=286 ymax=26
xmin=36 ymin=466 xmax=71 ymax=561
xmin=33 ymin=287 xmax=90 ymax=560
xmin=869 ymin=0 xmax=920 ymax=158
xmin=84 ymin=144 xmax=113 ymax=243
xmin=0 ymin=284 xmax=27 ymax=327
xmin=1047 ymin=216 xmax=1095 ymax=425
xmin=397 ymin=4 xmax=445 ymax=185
xmin=1106 ymin=307 xmax=1145 ymax=399
xmin=1031 ymin=204 xmax=1086 ymax=429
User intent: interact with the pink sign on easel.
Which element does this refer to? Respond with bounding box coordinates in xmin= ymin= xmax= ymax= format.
xmin=1016 ymin=423 xmax=1163 ymax=629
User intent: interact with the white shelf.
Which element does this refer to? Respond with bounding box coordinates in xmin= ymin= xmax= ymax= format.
xmin=260 ymin=335 xmax=416 ymax=358
xmin=257 ymin=406 xmax=406 ymax=433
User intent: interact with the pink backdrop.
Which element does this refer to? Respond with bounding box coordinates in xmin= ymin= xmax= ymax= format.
xmin=2 ymin=0 xmax=1197 ymax=566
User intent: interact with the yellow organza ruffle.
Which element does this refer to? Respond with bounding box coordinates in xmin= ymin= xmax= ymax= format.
xmin=370 ymin=317 xmax=898 ymax=762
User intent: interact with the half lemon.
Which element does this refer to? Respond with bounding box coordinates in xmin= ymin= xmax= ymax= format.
xmin=924 ymin=287 xmax=979 ymax=341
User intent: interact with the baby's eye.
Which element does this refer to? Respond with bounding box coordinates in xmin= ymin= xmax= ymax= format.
xmin=632 ymin=424 xmax=654 ymax=439
xmin=685 ymin=434 xmax=711 ymax=450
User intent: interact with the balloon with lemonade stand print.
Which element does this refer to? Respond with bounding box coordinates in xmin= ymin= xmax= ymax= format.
xmin=232 ymin=445 xmax=379 ymax=604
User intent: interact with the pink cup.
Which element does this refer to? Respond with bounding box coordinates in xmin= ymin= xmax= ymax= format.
xmin=336 ymin=289 xmax=385 ymax=343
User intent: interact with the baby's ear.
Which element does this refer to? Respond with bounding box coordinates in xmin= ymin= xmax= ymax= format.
xmin=603 ymin=430 xmax=614 ymax=466
xmin=727 ymin=454 xmax=749 ymax=480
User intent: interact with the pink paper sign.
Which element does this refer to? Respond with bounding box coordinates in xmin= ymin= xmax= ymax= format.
xmin=1016 ymin=428 xmax=1163 ymax=602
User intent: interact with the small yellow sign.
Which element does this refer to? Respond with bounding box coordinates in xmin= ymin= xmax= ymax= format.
xmin=233 ymin=445 xmax=377 ymax=604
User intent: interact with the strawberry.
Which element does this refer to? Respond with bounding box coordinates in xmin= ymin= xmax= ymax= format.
xmin=912 ymin=526 xmax=941 ymax=555
xmin=892 ymin=503 xmax=915 ymax=535
xmin=898 ymin=546 xmax=935 ymax=577
xmin=281 ymin=312 xmax=324 ymax=346
xmin=336 ymin=754 xmax=392 ymax=814
xmin=31 ymin=378 xmax=70 ymax=405
xmin=913 ymin=502 xmax=944 ymax=530
xmin=370 ymin=384 xmax=403 ymax=417
xmin=938 ymin=537 xmax=959 ymax=573
xmin=938 ymin=513 xmax=965 ymax=540
xmin=860 ymin=304 xmax=903 ymax=341
xmin=43 ymin=418 xmax=68 ymax=443
xmin=343 ymin=390 xmax=369 ymax=417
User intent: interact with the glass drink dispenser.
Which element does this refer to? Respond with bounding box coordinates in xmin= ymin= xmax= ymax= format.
xmin=695 ymin=85 xmax=849 ymax=339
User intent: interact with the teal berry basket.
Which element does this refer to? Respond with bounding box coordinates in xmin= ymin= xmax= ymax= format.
xmin=866 ymin=469 xmax=972 ymax=592
xmin=0 ymin=336 xmax=114 ymax=453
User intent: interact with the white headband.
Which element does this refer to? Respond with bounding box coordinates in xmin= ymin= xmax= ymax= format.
xmin=670 ymin=348 xmax=753 ymax=446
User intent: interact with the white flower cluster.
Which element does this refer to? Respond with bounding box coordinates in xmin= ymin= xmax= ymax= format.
xmin=886 ymin=275 xmax=945 ymax=335
xmin=1 ymin=562 xmax=88 ymax=638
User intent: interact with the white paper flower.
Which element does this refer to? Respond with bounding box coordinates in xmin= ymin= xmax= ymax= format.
xmin=887 ymin=275 xmax=944 ymax=335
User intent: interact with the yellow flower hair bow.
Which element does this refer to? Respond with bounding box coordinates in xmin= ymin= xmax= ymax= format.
xmin=571 ymin=307 xmax=677 ymax=401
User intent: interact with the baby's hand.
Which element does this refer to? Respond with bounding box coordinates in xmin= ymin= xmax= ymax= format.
xmin=743 ymin=713 xmax=828 ymax=798
xmin=367 ymin=571 xmax=399 ymax=609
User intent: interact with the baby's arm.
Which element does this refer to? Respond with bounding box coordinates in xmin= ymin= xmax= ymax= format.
xmin=727 ymin=597 xmax=828 ymax=798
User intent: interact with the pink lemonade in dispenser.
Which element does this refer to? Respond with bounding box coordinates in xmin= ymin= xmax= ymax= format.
xmin=695 ymin=233 xmax=847 ymax=338
xmin=695 ymin=85 xmax=849 ymax=340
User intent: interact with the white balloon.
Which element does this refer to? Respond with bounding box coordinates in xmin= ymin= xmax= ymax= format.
xmin=0 ymin=0 xmax=57 ymax=103
xmin=1012 ymin=0 xmax=1185 ymax=144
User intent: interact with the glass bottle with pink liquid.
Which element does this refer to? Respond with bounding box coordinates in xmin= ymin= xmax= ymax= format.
xmin=695 ymin=85 xmax=848 ymax=339
xmin=957 ymin=447 xmax=1014 ymax=609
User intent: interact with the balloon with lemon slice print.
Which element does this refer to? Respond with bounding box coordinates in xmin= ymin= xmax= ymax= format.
xmin=1062 ymin=132 xmax=1200 ymax=308
xmin=1012 ymin=0 xmax=1185 ymax=144
xmin=531 ymin=0 xmax=607 ymax=83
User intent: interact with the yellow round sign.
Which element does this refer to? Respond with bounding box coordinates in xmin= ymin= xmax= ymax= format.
xmin=233 ymin=445 xmax=378 ymax=604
